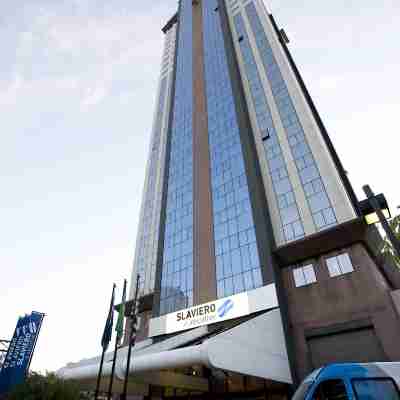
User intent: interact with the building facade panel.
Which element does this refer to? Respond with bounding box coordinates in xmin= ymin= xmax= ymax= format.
xmin=224 ymin=0 xmax=358 ymax=246
xmin=245 ymin=2 xmax=338 ymax=232
xmin=203 ymin=0 xmax=264 ymax=299
xmin=249 ymin=0 xmax=358 ymax=226
xmin=192 ymin=0 xmax=217 ymax=305
xmin=282 ymin=242 xmax=400 ymax=379
xmin=231 ymin=12 xmax=306 ymax=245
xmin=130 ymin=25 xmax=177 ymax=299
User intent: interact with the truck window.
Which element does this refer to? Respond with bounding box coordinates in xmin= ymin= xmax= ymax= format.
xmin=312 ymin=379 xmax=348 ymax=400
xmin=352 ymin=378 xmax=400 ymax=400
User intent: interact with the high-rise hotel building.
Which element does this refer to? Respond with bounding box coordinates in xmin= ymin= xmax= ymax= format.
xmin=60 ymin=0 xmax=400 ymax=397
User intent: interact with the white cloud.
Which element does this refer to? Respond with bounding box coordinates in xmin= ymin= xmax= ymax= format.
xmin=80 ymin=85 xmax=107 ymax=109
xmin=0 ymin=75 xmax=80 ymax=107
xmin=3 ymin=3 xmax=168 ymax=114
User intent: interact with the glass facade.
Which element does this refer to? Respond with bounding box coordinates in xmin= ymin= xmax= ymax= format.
xmin=245 ymin=3 xmax=337 ymax=230
xmin=234 ymin=14 xmax=305 ymax=242
xmin=160 ymin=0 xmax=194 ymax=315
xmin=203 ymin=0 xmax=263 ymax=299
xmin=135 ymin=77 xmax=168 ymax=294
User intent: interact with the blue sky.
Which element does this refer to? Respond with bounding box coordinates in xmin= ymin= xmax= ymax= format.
xmin=0 ymin=0 xmax=399 ymax=372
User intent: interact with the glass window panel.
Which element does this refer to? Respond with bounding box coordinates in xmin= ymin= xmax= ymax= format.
xmin=281 ymin=204 xmax=300 ymax=225
xmin=247 ymin=228 xmax=256 ymax=244
xmin=299 ymin=164 xmax=319 ymax=185
xmin=303 ymin=264 xmax=317 ymax=284
xmin=313 ymin=211 xmax=325 ymax=229
xmin=269 ymin=154 xmax=285 ymax=171
xmin=338 ymin=253 xmax=354 ymax=274
xmin=216 ymin=256 xmax=223 ymax=280
xmin=249 ymin=242 xmax=260 ymax=268
xmin=241 ymin=245 xmax=251 ymax=270
xmin=217 ymin=280 xmax=225 ymax=298
xmin=293 ymin=267 xmax=306 ymax=287
xmin=309 ymin=191 xmax=330 ymax=213
xmin=304 ymin=182 xmax=314 ymax=197
xmin=326 ymin=256 xmax=341 ymax=277
xmin=323 ymin=207 xmax=337 ymax=225
xmin=239 ymin=230 xmax=248 ymax=246
xmin=274 ymin=177 xmax=292 ymax=195
xmin=293 ymin=221 xmax=305 ymax=238
xmin=284 ymin=225 xmax=294 ymax=241
xmin=233 ymin=274 xmax=245 ymax=293
xmin=225 ymin=277 xmax=234 ymax=296
xmin=243 ymin=270 xmax=254 ymax=289
xmin=230 ymin=234 xmax=239 ymax=250
xmin=231 ymin=248 xmax=242 ymax=275
xmin=223 ymin=253 xmax=232 ymax=277
xmin=222 ymin=237 xmax=230 ymax=254
xmin=252 ymin=269 xmax=263 ymax=288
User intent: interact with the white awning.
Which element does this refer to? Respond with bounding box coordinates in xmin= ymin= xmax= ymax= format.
xmin=57 ymin=308 xmax=292 ymax=393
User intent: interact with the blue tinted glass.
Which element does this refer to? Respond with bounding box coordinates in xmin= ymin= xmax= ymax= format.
xmin=233 ymin=14 xmax=304 ymax=243
xmin=160 ymin=0 xmax=193 ymax=315
xmin=135 ymin=77 xmax=168 ymax=293
xmin=202 ymin=1 xmax=264 ymax=298
xmin=245 ymin=3 xmax=337 ymax=231
xmin=353 ymin=379 xmax=400 ymax=400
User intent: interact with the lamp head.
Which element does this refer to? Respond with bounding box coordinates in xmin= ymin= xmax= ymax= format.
xmin=359 ymin=193 xmax=391 ymax=225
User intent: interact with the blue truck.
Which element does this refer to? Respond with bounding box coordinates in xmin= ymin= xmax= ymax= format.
xmin=293 ymin=363 xmax=400 ymax=399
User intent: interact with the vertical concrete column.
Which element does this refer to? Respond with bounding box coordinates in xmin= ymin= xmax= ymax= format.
xmin=192 ymin=0 xmax=217 ymax=305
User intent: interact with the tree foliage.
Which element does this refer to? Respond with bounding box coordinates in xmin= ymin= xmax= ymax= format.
xmin=382 ymin=214 xmax=400 ymax=268
xmin=5 ymin=372 xmax=85 ymax=400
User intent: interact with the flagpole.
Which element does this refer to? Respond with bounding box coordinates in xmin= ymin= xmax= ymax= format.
xmin=95 ymin=283 xmax=116 ymax=400
xmin=121 ymin=274 xmax=140 ymax=400
xmin=94 ymin=349 xmax=106 ymax=400
xmin=107 ymin=279 xmax=127 ymax=400
xmin=107 ymin=333 xmax=119 ymax=400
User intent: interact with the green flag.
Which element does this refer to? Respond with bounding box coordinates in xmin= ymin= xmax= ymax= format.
xmin=115 ymin=279 xmax=127 ymax=344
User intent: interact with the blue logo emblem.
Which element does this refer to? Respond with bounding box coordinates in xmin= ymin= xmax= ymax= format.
xmin=217 ymin=299 xmax=234 ymax=318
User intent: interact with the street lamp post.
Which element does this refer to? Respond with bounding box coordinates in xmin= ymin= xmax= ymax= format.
xmin=363 ymin=184 xmax=400 ymax=259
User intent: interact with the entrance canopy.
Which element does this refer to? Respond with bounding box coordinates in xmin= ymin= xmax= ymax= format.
xmin=57 ymin=308 xmax=292 ymax=394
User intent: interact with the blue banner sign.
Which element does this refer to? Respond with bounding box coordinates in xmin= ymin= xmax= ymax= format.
xmin=0 ymin=312 xmax=44 ymax=395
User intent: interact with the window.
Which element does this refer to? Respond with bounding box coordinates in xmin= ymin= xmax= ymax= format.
xmin=352 ymin=378 xmax=400 ymax=400
xmin=293 ymin=264 xmax=317 ymax=287
xmin=326 ymin=253 xmax=354 ymax=277
xmin=312 ymin=379 xmax=348 ymax=400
